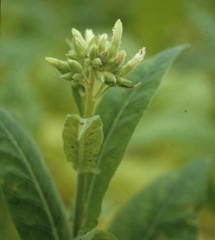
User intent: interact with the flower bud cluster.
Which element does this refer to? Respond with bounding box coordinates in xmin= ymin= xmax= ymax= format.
xmin=46 ymin=19 xmax=146 ymax=89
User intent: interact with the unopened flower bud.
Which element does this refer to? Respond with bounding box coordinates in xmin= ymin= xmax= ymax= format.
xmin=65 ymin=38 xmax=74 ymax=50
xmin=92 ymin=58 xmax=102 ymax=69
xmin=67 ymin=59 xmax=83 ymax=73
xmin=71 ymin=28 xmax=87 ymax=47
xmin=45 ymin=57 xmax=70 ymax=74
xmin=66 ymin=50 xmax=79 ymax=61
xmin=84 ymin=58 xmax=92 ymax=67
xmin=107 ymin=19 xmax=123 ymax=58
xmin=72 ymin=37 xmax=86 ymax=58
xmin=88 ymin=44 xmax=99 ymax=60
xmin=98 ymin=33 xmax=108 ymax=53
xmin=87 ymin=36 xmax=99 ymax=53
xmin=60 ymin=72 xmax=74 ymax=81
xmin=99 ymin=51 xmax=109 ymax=64
xmin=116 ymin=77 xmax=132 ymax=85
xmin=85 ymin=29 xmax=95 ymax=43
xmin=107 ymin=50 xmax=126 ymax=72
xmin=120 ymin=48 xmax=146 ymax=76
xmin=104 ymin=72 xmax=116 ymax=86
xmin=95 ymin=71 xmax=104 ymax=83
xmin=72 ymin=73 xmax=83 ymax=82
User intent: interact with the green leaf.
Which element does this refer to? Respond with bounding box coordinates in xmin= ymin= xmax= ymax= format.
xmin=109 ymin=160 xmax=211 ymax=240
xmin=81 ymin=45 xmax=187 ymax=233
xmin=0 ymin=109 xmax=71 ymax=240
xmin=206 ymin=160 xmax=215 ymax=210
xmin=73 ymin=230 xmax=118 ymax=240
xmin=62 ymin=114 xmax=103 ymax=173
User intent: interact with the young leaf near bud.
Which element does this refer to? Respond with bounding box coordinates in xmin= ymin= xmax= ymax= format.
xmin=120 ymin=47 xmax=146 ymax=76
xmin=98 ymin=33 xmax=108 ymax=53
xmin=68 ymin=59 xmax=83 ymax=73
xmin=45 ymin=57 xmax=71 ymax=74
xmin=88 ymin=44 xmax=99 ymax=60
xmin=60 ymin=72 xmax=74 ymax=81
xmin=72 ymin=28 xmax=87 ymax=47
xmin=72 ymin=37 xmax=86 ymax=58
xmin=104 ymin=72 xmax=116 ymax=86
xmin=92 ymin=58 xmax=102 ymax=69
xmin=107 ymin=19 xmax=123 ymax=58
xmin=106 ymin=50 xmax=126 ymax=72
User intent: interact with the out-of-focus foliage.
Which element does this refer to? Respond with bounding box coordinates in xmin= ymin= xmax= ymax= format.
xmin=109 ymin=159 xmax=211 ymax=240
xmin=1 ymin=0 xmax=215 ymax=239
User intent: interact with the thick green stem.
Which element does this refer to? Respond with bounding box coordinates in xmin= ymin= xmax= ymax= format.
xmin=94 ymin=83 xmax=107 ymax=100
xmin=72 ymin=69 xmax=96 ymax=237
xmin=85 ymin=70 xmax=96 ymax=118
xmin=72 ymin=172 xmax=86 ymax=237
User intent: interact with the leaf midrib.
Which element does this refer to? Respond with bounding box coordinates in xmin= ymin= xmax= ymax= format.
xmin=85 ymin=87 xmax=138 ymax=216
xmin=0 ymin=121 xmax=60 ymax=240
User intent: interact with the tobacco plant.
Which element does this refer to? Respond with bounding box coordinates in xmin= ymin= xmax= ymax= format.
xmin=0 ymin=20 xmax=212 ymax=240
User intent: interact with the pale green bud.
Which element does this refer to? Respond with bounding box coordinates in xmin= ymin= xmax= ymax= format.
xmin=72 ymin=73 xmax=83 ymax=82
xmin=88 ymin=44 xmax=99 ymax=60
xmin=65 ymin=38 xmax=74 ymax=50
xmin=95 ymin=71 xmax=104 ymax=83
xmin=107 ymin=19 xmax=123 ymax=58
xmin=72 ymin=37 xmax=86 ymax=58
xmin=67 ymin=59 xmax=83 ymax=73
xmin=66 ymin=50 xmax=79 ymax=61
xmin=45 ymin=57 xmax=70 ymax=74
xmin=99 ymin=51 xmax=109 ymax=64
xmin=98 ymin=33 xmax=108 ymax=53
xmin=120 ymin=47 xmax=146 ymax=76
xmin=85 ymin=29 xmax=95 ymax=43
xmin=104 ymin=72 xmax=116 ymax=86
xmin=84 ymin=58 xmax=92 ymax=67
xmin=116 ymin=77 xmax=132 ymax=85
xmin=71 ymin=28 xmax=87 ymax=47
xmin=92 ymin=58 xmax=102 ymax=69
xmin=107 ymin=50 xmax=126 ymax=72
xmin=87 ymin=36 xmax=99 ymax=53
xmin=60 ymin=72 xmax=74 ymax=81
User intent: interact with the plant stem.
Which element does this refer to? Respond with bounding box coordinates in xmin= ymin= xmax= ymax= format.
xmin=94 ymin=83 xmax=106 ymax=100
xmin=72 ymin=172 xmax=86 ymax=237
xmin=72 ymin=69 xmax=96 ymax=237
xmin=85 ymin=69 xmax=95 ymax=118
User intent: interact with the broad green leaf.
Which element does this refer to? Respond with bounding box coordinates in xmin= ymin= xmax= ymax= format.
xmin=206 ymin=160 xmax=215 ymax=210
xmin=74 ymin=230 xmax=118 ymax=240
xmin=81 ymin=45 xmax=187 ymax=233
xmin=0 ymin=109 xmax=71 ymax=240
xmin=62 ymin=114 xmax=103 ymax=173
xmin=109 ymin=160 xmax=211 ymax=240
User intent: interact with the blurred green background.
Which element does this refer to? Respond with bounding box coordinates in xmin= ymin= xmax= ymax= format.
xmin=0 ymin=0 xmax=215 ymax=239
